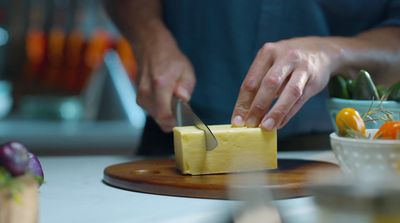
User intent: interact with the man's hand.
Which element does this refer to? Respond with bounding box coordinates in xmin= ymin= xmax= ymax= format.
xmin=231 ymin=37 xmax=343 ymax=130
xmin=104 ymin=0 xmax=196 ymax=132
xmin=135 ymin=35 xmax=196 ymax=132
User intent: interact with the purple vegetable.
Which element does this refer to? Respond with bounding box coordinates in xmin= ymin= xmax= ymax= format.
xmin=0 ymin=141 xmax=30 ymax=176
xmin=27 ymin=152 xmax=44 ymax=185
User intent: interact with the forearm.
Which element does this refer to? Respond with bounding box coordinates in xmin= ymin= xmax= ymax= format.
xmin=104 ymin=0 xmax=176 ymax=50
xmin=333 ymin=27 xmax=400 ymax=85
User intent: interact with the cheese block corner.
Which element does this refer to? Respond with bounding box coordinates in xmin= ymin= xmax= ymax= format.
xmin=173 ymin=124 xmax=277 ymax=175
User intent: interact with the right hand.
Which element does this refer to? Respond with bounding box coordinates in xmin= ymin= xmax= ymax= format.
xmin=134 ymin=34 xmax=196 ymax=132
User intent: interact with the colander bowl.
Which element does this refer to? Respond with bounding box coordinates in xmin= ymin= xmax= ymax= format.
xmin=330 ymin=129 xmax=400 ymax=177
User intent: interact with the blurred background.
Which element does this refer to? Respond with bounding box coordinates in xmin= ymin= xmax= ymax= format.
xmin=0 ymin=0 xmax=146 ymax=155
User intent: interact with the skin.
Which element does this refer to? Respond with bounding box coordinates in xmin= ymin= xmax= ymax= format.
xmin=231 ymin=30 xmax=400 ymax=130
xmin=105 ymin=0 xmax=400 ymax=132
xmin=105 ymin=0 xmax=195 ymax=132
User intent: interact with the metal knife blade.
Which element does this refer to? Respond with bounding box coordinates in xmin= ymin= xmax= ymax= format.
xmin=173 ymin=97 xmax=218 ymax=151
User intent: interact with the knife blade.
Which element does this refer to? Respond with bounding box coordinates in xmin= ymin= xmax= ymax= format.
xmin=173 ymin=97 xmax=218 ymax=151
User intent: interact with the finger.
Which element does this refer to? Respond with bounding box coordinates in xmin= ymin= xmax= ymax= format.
xmin=278 ymin=84 xmax=314 ymax=128
xmin=171 ymin=68 xmax=196 ymax=128
xmin=156 ymin=119 xmax=175 ymax=132
xmin=174 ymin=67 xmax=196 ymax=102
xmin=231 ymin=44 xmax=274 ymax=126
xmin=152 ymin=68 xmax=181 ymax=132
xmin=136 ymin=63 xmax=154 ymax=115
xmin=276 ymin=77 xmax=289 ymax=96
xmin=244 ymin=62 xmax=294 ymax=127
xmin=260 ymin=70 xmax=309 ymax=130
xmin=155 ymin=89 xmax=175 ymax=132
xmin=135 ymin=56 xmax=147 ymax=89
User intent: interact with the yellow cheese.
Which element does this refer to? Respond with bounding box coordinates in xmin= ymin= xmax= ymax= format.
xmin=173 ymin=124 xmax=277 ymax=175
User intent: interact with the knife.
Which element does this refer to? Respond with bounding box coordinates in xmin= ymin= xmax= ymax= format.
xmin=173 ymin=97 xmax=218 ymax=151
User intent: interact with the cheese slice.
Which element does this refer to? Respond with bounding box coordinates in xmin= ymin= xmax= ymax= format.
xmin=173 ymin=124 xmax=277 ymax=175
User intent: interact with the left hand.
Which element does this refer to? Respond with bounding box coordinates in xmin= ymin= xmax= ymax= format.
xmin=231 ymin=37 xmax=343 ymax=130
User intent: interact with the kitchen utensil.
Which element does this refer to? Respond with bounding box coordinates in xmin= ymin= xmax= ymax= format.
xmin=103 ymin=158 xmax=339 ymax=200
xmin=173 ymin=97 xmax=218 ymax=151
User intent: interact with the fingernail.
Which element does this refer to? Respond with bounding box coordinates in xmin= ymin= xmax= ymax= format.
xmin=232 ymin=115 xmax=244 ymax=126
xmin=177 ymin=86 xmax=190 ymax=101
xmin=246 ymin=117 xmax=259 ymax=127
xmin=262 ymin=118 xmax=275 ymax=130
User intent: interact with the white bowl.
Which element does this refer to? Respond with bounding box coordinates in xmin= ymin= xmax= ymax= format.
xmin=330 ymin=129 xmax=400 ymax=177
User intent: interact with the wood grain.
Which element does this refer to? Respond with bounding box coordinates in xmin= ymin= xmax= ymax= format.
xmin=103 ymin=159 xmax=339 ymax=200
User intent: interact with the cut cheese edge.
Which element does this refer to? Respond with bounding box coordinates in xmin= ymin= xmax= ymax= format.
xmin=173 ymin=124 xmax=277 ymax=175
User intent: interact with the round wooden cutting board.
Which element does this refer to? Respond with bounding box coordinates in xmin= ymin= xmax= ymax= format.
xmin=103 ymin=159 xmax=339 ymax=200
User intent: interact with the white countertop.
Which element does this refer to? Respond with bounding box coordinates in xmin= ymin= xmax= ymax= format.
xmin=39 ymin=151 xmax=337 ymax=223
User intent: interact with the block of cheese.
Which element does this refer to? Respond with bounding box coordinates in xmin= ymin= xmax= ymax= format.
xmin=173 ymin=124 xmax=277 ymax=175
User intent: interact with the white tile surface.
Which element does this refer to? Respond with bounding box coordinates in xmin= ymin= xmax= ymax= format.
xmin=39 ymin=152 xmax=334 ymax=223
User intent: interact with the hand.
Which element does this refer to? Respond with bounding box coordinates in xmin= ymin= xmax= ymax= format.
xmin=231 ymin=37 xmax=343 ymax=130
xmin=135 ymin=34 xmax=196 ymax=132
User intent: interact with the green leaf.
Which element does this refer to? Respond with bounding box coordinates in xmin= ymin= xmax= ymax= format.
xmin=0 ymin=168 xmax=24 ymax=202
xmin=0 ymin=168 xmax=12 ymax=188
xmin=353 ymin=70 xmax=380 ymax=100
xmin=388 ymin=81 xmax=400 ymax=101
xmin=376 ymin=85 xmax=389 ymax=100
xmin=347 ymin=79 xmax=355 ymax=98
xmin=328 ymin=75 xmax=351 ymax=99
xmin=33 ymin=175 xmax=44 ymax=185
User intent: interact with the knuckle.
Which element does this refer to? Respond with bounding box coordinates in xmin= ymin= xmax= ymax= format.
xmin=151 ymin=75 xmax=168 ymax=88
xmin=242 ymin=79 xmax=258 ymax=93
xmin=253 ymin=102 xmax=268 ymax=113
xmin=270 ymin=106 xmax=287 ymax=119
xmin=263 ymin=75 xmax=281 ymax=88
xmin=261 ymin=42 xmax=275 ymax=53
xmin=287 ymin=84 xmax=303 ymax=99
xmin=286 ymin=49 xmax=301 ymax=62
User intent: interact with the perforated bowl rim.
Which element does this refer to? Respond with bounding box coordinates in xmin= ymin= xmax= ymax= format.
xmin=330 ymin=130 xmax=400 ymax=146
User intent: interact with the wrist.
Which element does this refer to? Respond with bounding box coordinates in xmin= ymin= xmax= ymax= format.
xmin=130 ymin=18 xmax=164 ymax=42
xmin=325 ymin=34 xmax=395 ymax=77
xmin=322 ymin=36 xmax=356 ymax=76
xmin=131 ymin=20 xmax=178 ymax=54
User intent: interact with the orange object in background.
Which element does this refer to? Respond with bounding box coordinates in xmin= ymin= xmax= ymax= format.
xmin=84 ymin=30 xmax=112 ymax=69
xmin=374 ymin=121 xmax=400 ymax=140
xmin=116 ymin=37 xmax=137 ymax=82
xmin=45 ymin=27 xmax=66 ymax=87
xmin=63 ymin=29 xmax=85 ymax=92
xmin=23 ymin=27 xmax=137 ymax=95
xmin=47 ymin=28 xmax=65 ymax=67
xmin=79 ymin=30 xmax=113 ymax=91
xmin=25 ymin=29 xmax=46 ymax=80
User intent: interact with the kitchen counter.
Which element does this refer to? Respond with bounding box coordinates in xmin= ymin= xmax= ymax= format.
xmin=39 ymin=151 xmax=337 ymax=223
